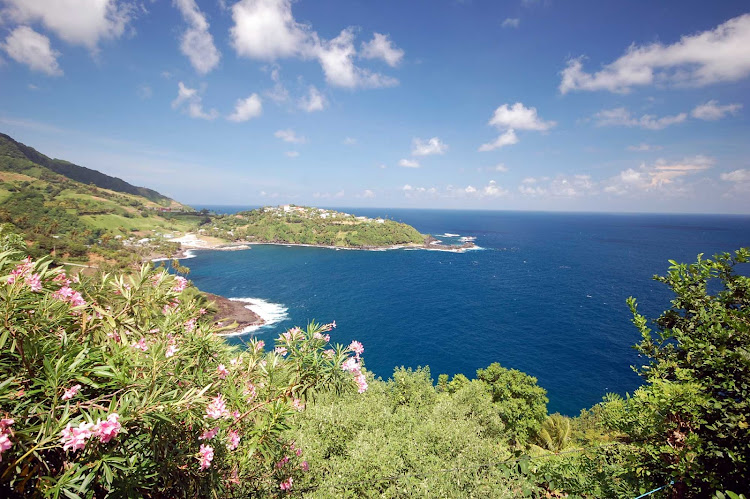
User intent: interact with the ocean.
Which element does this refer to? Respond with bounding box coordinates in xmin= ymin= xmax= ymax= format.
xmin=181 ymin=208 xmax=750 ymax=415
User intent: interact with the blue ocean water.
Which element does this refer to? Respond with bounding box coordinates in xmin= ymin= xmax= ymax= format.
xmin=182 ymin=209 xmax=750 ymax=415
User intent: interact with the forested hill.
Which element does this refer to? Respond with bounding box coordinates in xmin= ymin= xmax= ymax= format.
xmin=0 ymin=133 xmax=170 ymax=204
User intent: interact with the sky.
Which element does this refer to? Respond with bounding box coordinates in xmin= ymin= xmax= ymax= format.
xmin=1 ymin=0 xmax=750 ymax=213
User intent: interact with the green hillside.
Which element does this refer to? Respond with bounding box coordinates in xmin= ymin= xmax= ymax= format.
xmin=0 ymin=133 xmax=202 ymax=266
xmin=205 ymin=205 xmax=427 ymax=247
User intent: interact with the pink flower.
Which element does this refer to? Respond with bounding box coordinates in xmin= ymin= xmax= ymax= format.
xmin=0 ymin=419 xmax=14 ymax=431
xmin=53 ymin=272 xmax=71 ymax=286
xmin=274 ymin=346 xmax=287 ymax=356
xmin=93 ymin=414 xmax=121 ymax=443
xmin=253 ymin=340 xmax=265 ymax=352
xmin=184 ymin=318 xmax=197 ymax=333
xmin=199 ymin=308 xmax=207 ymax=315
xmin=165 ymin=343 xmax=178 ymax=358
xmin=107 ymin=331 xmax=122 ymax=343
xmin=292 ymin=398 xmax=305 ymax=411
xmin=25 ymin=273 xmax=42 ymax=292
xmin=132 ymin=338 xmax=148 ymax=352
xmin=52 ymin=286 xmax=87 ymax=308
xmin=199 ymin=427 xmax=219 ymax=440
xmin=244 ymin=383 xmax=257 ymax=401
xmin=172 ymin=276 xmax=188 ymax=293
xmin=341 ymin=357 xmax=360 ymax=374
xmin=232 ymin=410 xmax=240 ymax=420
xmin=217 ymin=364 xmax=229 ymax=379
xmin=355 ymin=373 xmax=368 ymax=394
xmin=0 ymin=419 xmax=14 ymax=461
xmin=205 ymin=395 xmax=229 ymax=419
xmin=279 ymin=477 xmax=293 ymax=491
xmin=323 ymin=349 xmax=334 ymax=359
xmin=230 ymin=357 xmax=241 ymax=367
xmin=61 ymin=384 xmax=81 ymax=401
xmin=60 ymin=421 xmax=94 ymax=452
xmin=226 ymin=430 xmax=240 ymax=450
xmin=348 ymin=340 xmax=364 ymax=357
xmin=300 ymin=461 xmax=309 ymax=471
xmin=199 ymin=444 xmax=214 ymax=470
xmin=276 ymin=455 xmax=290 ymax=468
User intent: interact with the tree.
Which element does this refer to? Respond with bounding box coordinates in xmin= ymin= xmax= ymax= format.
xmin=476 ymin=362 xmax=548 ymax=445
xmin=608 ymin=249 xmax=750 ymax=497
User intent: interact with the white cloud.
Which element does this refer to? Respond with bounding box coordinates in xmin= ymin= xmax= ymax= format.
xmin=720 ymin=169 xmax=750 ymax=183
xmin=399 ymin=158 xmax=420 ymax=168
xmin=402 ymin=184 xmax=413 ymax=191
xmin=299 ymin=85 xmax=326 ymax=112
xmin=493 ymin=163 xmax=509 ymax=172
xmin=604 ymin=155 xmax=714 ymax=194
xmin=285 ymin=151 xmax=299 ymax=158
xmin=227 ymin=93 xmax=262 ymax=122
xmin=464 ymin=185 xmax=477 ymax=194
xmin=519 ymin=174 xmax=595 ymax=198
xmin=501 ymin=18 xmax=520 ymax=28
xmin=479 ymin=129 xmax=518 ymax=152
xmin=174 ymin=0 xmax=221 ymax=74
xmin=230 ymin=0 xmax=311 ymax=60
xmin=360 ymin=32 xmax=404 ymax=67
xmin=691 ymin=100 xmax=742 ymax=121
xmin=1 ymin=26 xmax=62 ymax=76
xmin=489 ymin=102 xmax=556 ymax=131
xmin=2 ymin=0 xmax=136 ymax=52
xmin=480 ymin=103 xmax=554 ymax=152
xmin=482 ymin=180 xmax=508 ymax=197
xmin=594 ymin=107 xmax=687 ymax=130
xmin=411 ymin=137 xmax=448 ymax=156
xmin=274 ymin=128 xmax=306 ymax=143
xmin=171 ymin=81 xmax=218 ymax=120
xmin=560 ymin=14 xmax=750 ymax=94
xmin=316 ymin=28 xmax=398 ymax=88
xmin=264 ymin=65 xmax=289 ymax=103
xmin=343 ymin=137 xmax=357 ymax=145
xmin=362 ymin=189 xmax=375 ymax=198
xmin=627 ymin=143 xmax=662 ymax=152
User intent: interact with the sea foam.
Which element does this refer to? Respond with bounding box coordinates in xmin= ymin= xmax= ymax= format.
xmin=224 ymin=297 xmax=289 ymax=336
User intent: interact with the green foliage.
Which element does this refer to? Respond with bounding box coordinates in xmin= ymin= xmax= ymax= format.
xmin=0 ymin=253 xmax=366 ymax=497
xmin=476 ymin=362 xmax=549 ymax=445
xmin=533 ymin=413 xmax=572 ymax=453
xmin=605 ymin=249 xmax=750 ymax=496
xmin=291 ymin=369 xmax=539 ymax=498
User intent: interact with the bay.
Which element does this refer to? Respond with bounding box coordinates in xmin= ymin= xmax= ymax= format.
xmin=183 ymin=208 xmax=750 ymax=415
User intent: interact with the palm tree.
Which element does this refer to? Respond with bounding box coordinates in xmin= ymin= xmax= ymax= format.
xmin=534 ymin=413 xmax=572 ymax=453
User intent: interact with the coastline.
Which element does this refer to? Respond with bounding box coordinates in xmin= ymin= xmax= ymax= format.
xmin=204 ymin=292 xmax=265 ymax=335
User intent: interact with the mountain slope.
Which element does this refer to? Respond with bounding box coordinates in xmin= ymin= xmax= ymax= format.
xmin=0 ymin=133 xmax=171 ymax=204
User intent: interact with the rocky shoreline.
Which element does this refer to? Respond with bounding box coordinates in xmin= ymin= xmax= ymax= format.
xmin=204 ymin=292 xmax=264 ymax=335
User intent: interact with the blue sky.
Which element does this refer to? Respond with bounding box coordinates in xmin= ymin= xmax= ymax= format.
xmin=1 ymin=0 xmax=750 ymax=213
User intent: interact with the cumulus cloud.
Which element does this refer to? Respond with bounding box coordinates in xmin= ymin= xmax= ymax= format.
xmin=230 ymin=0 xmax=311 ymax=60
xmin=229 ymin=0 xmax=399 ymax=89
xmin=316 ymin=28 xmax=398 ymax=88
xmin=174 ymin=0 xmax=221 ymax=74
xmin=560 ymin=14 xmax=750 ymax=94
xmin=1 ymin=26 xmax=62 ymax=76
xmin=482 ymin=180 xmax=508 ymax=197
xmin=720 ymin=169 xmax=750 ymax=183
xmin=285 ymin=151 xmax=299 ymax=158
xmin=360 ymin=32 xmax=404 ymax=67
xmin=479 ymin=103 xmax=554 ymax=152
xmin=298 ymin=85 xmax=326 ymax=112
xmin=2 ymin=0 xmax=136 ymax=52
xmin=493 ymin=163 xmax=509 ymax=172
xmin=361 ymin=189 xmax=375 ymax=198
xmin=489 ymin=102 xmax=556 ymax=131
xmin=227 ymin=93 xmax=262 ymax=122
xmin=594 ymin=107 xmax=687 ymax=130
xmin=274 ymin=128 xmax=306 ymax=143
xmin=502 ymin=18 xmax=520 ymax=28
xmin=399 ymin=158 xmax=420 ymax=168
xmin=171 ymin=82 xmax=218 ymax=120
xmin=411 ymin=137 xmax=448 ymax=156
xmin=691 ymin=100 xmax=742 ymax=120
xmin=478 ymin=129 xmax=518 ymax=152
xmin=604 ymin=156 xmax=714 ymax=194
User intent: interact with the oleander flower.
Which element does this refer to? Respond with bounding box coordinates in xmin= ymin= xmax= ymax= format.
xmin=132 ymin=338 xmax=148 ymax=352
xmin=217 ymin=364 xmax=229 ymax=379
xmin=348 ymin=340 xmax=364 ymax=357
xmin=93 ymin=413 xmax=121 ymax=443
xmin=199 ymin=427 xmax=219 ymax=440
xmin=60 ymin=421 xmax=95 ymax=452
xmin=172 ymin=276 xmax=188 ymax=292
xmin=227 ymin=430 xmax=240 ymax=450
xmin=61 ymin=384 xmax=81 ymax=401
xmin=205 ymin=395 xmax=229 ymax=419
xmin=279 ymin=477 xmax=293 ymax=491
xmin=275 ymin=346 xmax=288 ymax=356
xmin=199 ymin=444 xmax=214 ymax=470
xmin=341 ymin=357 xmax=360 ymax=373
xmin=355 ymin=373 xmax=368 ymax=393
